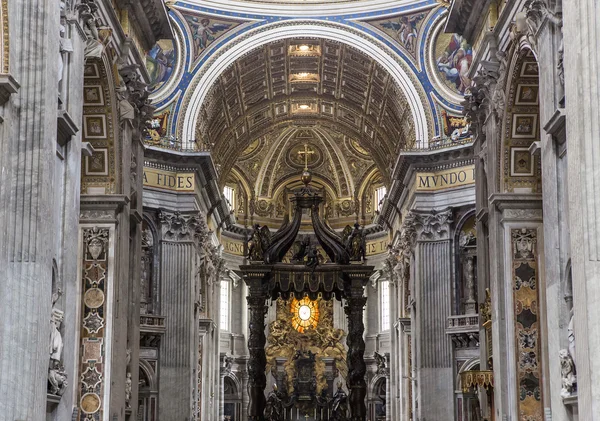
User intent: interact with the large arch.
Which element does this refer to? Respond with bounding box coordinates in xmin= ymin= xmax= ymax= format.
xmin=180 ymin=20 xmax=431 ymax=146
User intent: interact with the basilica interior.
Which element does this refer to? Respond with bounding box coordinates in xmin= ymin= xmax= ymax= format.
xmin=0 ymin=0 xmax=597 ymax=420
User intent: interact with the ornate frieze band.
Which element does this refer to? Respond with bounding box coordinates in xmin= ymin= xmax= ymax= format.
xmin=511 ymin=228 xmax=544 ymax=420
xmin=77 ymin=227 xmax=110 ymax=420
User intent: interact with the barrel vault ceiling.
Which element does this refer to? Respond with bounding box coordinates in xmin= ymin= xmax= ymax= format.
xmin=197 ymin=38 xmax=417 ymax=193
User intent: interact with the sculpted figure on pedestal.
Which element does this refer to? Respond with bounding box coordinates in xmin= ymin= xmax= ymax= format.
xmin=331 ymin=381 xmax=350 ymax=421
xmin=48 ymin=300 xmax=68 ymax=396
xmin=125 ymin=372 xmax=133 ymax=408
xmin=559 ymin=349 xmax=576 ymax=398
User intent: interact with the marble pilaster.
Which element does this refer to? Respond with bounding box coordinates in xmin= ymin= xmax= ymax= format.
xmin=158 ymin=210 xmax=204 ymax=421
xmin=407 ymin=209 xmax=454 ymax=421
xmin=0 ymin=0 xmax=61 ymax=418
xmin=563 ymin=1 xmax=600 ymax=418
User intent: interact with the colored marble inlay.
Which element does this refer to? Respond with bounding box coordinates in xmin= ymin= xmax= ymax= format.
xmin=78 ymin=227 xmax=110 ymax=421
xmin=511 ymin=228 xmax=543 ymax=421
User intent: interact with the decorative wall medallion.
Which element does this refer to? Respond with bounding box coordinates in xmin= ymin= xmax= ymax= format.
xmin=82 ymin=338 xmax=103 ymax=362
xmin=84 ymin=63 xmax=100 ymax=78
xmin=147 ymin=39 xmax=176 ymax=92
xmin=80 ymin=392 xmax=101 ymax=414
xmin=285 ymin=142 xmax=323 ymax=170
xmin=433 ymin=31 xmax=473 ymax=95
xmin=83 ymin=114 xmax=107 ymax=139
xmin=85 ymin=148 xmax=109 ymax=176
xmin=511 ymin=114 xmax=538 ymax=139
xmin=84 ymin=288 xmax=105 ymax=309
xmin=83 ymin=311 xmax=104 ymax=334
xmin=510 ymin=148 xmax=534 ymax=176
xmin=83 ymin=85 xmax=104 ymax=106
xmin=520 ymin=62 xmax=539 ymax=78
xmin=515 ymin=84 xmax=539 ymax=106
xmin=81 ymin=365 xmax=103 ymax=389
xmin=79 ymin=208 xmax=110 ymax=420
xmin=511 ymin=228 xmax=543 ymax=420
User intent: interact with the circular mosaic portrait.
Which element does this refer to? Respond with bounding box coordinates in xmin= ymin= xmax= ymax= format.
xmin=428 ymin=18 xmax=474 ymax=102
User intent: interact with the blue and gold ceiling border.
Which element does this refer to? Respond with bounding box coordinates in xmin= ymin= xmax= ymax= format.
xmin=148 ymin=0 xmax=465 ymax=142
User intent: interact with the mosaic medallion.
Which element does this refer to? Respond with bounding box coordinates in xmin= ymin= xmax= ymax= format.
xmin=84 ymin=288 xmax=105 ymax=309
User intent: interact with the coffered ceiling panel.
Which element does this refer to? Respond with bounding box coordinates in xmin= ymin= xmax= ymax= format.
xmin=196 ymin=38 xmax=416 ymax=180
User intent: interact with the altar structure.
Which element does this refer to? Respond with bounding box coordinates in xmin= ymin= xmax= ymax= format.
xmin=240 ymin=172 xmax=374 ymax=421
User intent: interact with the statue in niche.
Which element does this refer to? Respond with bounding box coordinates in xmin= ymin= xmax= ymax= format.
xmin=125 ymin=372 xmax=133 ymax=408
xmin=48 ymin=291 xmax=67 ymax=396
xmin=330 ymin=381 xmax=350 ymax=421
xmin=463 ymin=256 xmax=477 ymax=314
xmin=568 ymin=310 xmax=576 ymax=367
xmin=559 ymin=349 xmax=576 ymax=398
xmin=265 ymin=384 xmax=284 ymax=421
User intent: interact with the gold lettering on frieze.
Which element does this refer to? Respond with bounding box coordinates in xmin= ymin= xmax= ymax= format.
xmin=415 ymin=165 xmax=475 ymax=192
xmin=366 ymin=238 xmax=389 ymax=256
xmin=222 ymin=238 xmax=245 ymax=256
xmin=143 ymin=167 xmax=195 ymax=192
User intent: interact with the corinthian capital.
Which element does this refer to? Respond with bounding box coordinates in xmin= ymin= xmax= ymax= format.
xmin=406 ymin=209 xmax=453 ymax=241
xmin=158 ymin=210 xmax=211 ymax=243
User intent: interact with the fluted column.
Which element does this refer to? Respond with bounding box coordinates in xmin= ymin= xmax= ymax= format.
xmin=0 ymin=0 xmax=60 ymax=419
xmin=407 ymin=209 xmax=454 ymax=421
xmin=158 ymin=211 xmax=204 ymax=421
xmin=564 ymin=2 xmax=600 ymax=418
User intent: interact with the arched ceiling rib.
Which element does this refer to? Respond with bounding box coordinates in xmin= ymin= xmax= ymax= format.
xmin=197 ymin=38 xmax=416 ymax=179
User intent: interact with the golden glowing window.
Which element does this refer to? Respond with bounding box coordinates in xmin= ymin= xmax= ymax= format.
xmin=291 ymin=297 xmax=319 ymax=333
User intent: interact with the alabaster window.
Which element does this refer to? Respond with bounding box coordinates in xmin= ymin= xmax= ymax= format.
xmin=220 ymin=279 xmax=230 ymax=331
xmin=380 ymin=280 xmax=390 ymax=331
xmin=375 ymin=186 xmax=387 ymax=211
xmin=223 ymin=185 xmax=235 ymax=211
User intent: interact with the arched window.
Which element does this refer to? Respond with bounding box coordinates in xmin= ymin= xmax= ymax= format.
xmin=380 ymin=280 xmax=390 ymax=331
xmin=220 ymin=279 xmax=230 ymax=331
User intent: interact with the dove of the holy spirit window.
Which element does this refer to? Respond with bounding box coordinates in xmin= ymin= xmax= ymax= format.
xmin=291 ymin=297 xmax=319 ymax=333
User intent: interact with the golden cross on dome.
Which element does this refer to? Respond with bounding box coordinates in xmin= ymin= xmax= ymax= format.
xmin=297 ymin=143 xmax=315 ymax=170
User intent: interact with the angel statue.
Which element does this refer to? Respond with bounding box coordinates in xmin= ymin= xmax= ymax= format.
xmin=247 ymin=224 xmax=271 ymax=261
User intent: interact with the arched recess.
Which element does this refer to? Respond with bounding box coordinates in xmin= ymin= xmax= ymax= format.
xmin=356 ymin=166 xmax=385 ymax=225
xmin=498 ymin=45 xmax=541 ymax=193
xmin=141 ymin=214 xmax=161 ymax=315
xmin=368 ymin=375 xmax=387 ymax=421
xmin=223 ymin=374 xmax=242 ymax=421
xmin=453 ymin=211 xmax=477 ymax=316
xmin=179 ymin=20 xmax=431 ymax=147
xmin=139 ymin=359 xmax=159 ymax=421
xmin=81 ymin=56 xmax=121 ymax=194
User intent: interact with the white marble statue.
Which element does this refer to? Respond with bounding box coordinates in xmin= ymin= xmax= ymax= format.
xmin=559 ymin=349 xmax=576 ymax=398
xmin=567 ymin=311 xmax=576 ymax=367
xmin=125 ymin=372 xmax=133 ymax=408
